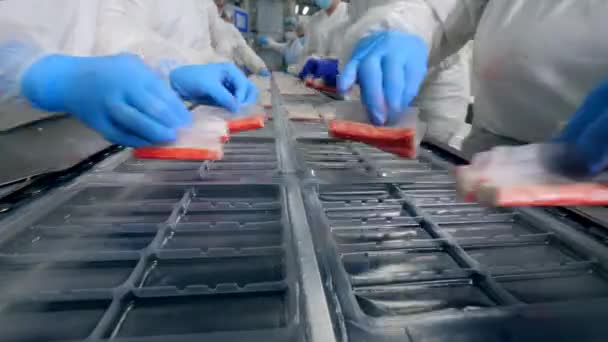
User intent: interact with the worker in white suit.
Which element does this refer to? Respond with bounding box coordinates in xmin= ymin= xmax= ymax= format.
xmin=0 ymin=0 xmax=256 ymax=148
xmin=305 ymin=0 xmax=471 ymax=144
xmin=214 ymin=6 xmax=269 ymax=76
xmin=259 ymin=19 xmax=306 ymax=73
xmin=337 ymin=0 xmax=608 ymax=178
xmin=95 ymin=0 xmax=258 ymax=137
xmin=304 ymin=0 xmax=350 ymax=59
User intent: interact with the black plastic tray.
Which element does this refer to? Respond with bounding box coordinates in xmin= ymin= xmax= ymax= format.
xmin=0 ymin=183 xmax=303 ymax=342
xmin=3 ymin=73 xmax=608 ymax=342
xmin=302 ymin=155 xmax=608 ymax=341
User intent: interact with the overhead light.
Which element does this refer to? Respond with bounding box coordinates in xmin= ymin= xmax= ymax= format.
xmin=295 ymin=4 xmax=299 ymax=14
xmin=303 ymin=6 xmax=309 ymax=15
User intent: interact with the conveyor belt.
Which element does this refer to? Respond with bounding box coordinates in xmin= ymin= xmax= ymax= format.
xmin=0 ymin=73 xmax=607 ymax=342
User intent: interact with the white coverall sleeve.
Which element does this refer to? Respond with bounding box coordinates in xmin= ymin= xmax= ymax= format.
xmin=207 ymin=3 xmax=233 ymax=59
xmin=340 ymin=0 xmax=488 ymax=67
xmin=266 ymin=39 xmax=288 ymax=54
xmin=95 ymin=0 xmax=225 ymax=78
xmin=228 ymin=25 xmax=267 ymax=73
xmin=0 ymin=21 xmax=59 ymax=128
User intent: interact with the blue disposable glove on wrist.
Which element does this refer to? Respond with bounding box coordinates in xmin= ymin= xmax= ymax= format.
xmin=21 ymin=53 xmax=191 ymax=147
xmin=550 ymin=78 xmax=608 ymax=179
xmin=170 ymin=63 xmax=258 ymax=113
xmin=258 ymin=35 xmax=269 ymax=46
xmin=338 ymin=30 xmax=428 ymax=126
xmin=298 ymin=58 xmax=319 ymax=80
xmin=258 ymin=69 xmax=271 ymax=77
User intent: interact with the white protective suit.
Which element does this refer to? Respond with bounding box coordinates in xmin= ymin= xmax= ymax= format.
xmin=303 ymin=1 xmax=350 ymax=59
xmin=0 ymin=0 xmax=100 ymax=131
xmin=267 ymin=38 xmax=305 ymax=68
xmin=337 ymin=0 xmax=471 ymax=144
xmin=215 ymin=20 xmax=267 ymax=74
xmin=96 ymin=0 xmax=228 ymax=77
xmin=343 ymin=0 xmax=608 ymax=156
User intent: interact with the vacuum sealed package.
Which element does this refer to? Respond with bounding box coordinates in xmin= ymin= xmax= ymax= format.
xmin=258 ymin=90 xmax=272 ymax=109
xmin=248 ymin=74 xmax=271 ymax=91
xmin=274 ymin=73 xmax=318 ymax=96
xmin=285 ymin=103 xmax=322 ymax=122
xmin=327 ymin=101 xmax=424 ymax=158
xmin=193 ymin=104 xmax=267 ymax=134
xmin=456 ymin=144 xmax=608 ymax=207
xmin=249 ymin=75 xmax=272 ymax=108
xmin=134 ymin=107 xmax=228 ymax=161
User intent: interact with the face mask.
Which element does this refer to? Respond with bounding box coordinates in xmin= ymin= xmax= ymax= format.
xmin=314 ymin=0 xmax=332 ymax=10
xmin=285 ymin=32 xmax=298 ymax=41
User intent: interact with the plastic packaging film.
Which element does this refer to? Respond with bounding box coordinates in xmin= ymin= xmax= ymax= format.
xmin=194 ymin=105 xmax=268 ymax=134
xmin=274 ymin=73 xmax=318 ymax=96
xmin=285 ymin=104 xmax=322 ymax=122
xmin=133 ymin=107 xmax=228 ymax=161
xmin=456 ymin=144 xmax=608 ymax=207
xmin=249 ymin=75 xmax=273 ymax=108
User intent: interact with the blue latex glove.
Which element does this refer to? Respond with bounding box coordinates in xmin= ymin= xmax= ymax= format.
xmin=21 ymin=53 xmax=191 ymax=147
xmin=298 ymin=58 xmax=319 ymax=79
xmin=550 ymin=78 xmax=608 ymax=179
xmin=314 ymin=59 xmax=339 ymax=87
xmin=170 ymin=63 xmax=258 ymax=112
xmin=258 ymin=69 xmax=271 ymax=77
xmin=258 ymin=35 xmax=269 ymax=46
xmin=339 ymin=30 xmax=428 ymax=126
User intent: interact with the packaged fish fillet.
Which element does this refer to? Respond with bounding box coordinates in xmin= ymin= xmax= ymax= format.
xmin=195 ymin=104 xmax=267 ymax=134
xmin=274 ymin=73 xmax=318 ymax=96
xmin=327 ymin=101 xmax=424 ymax=158
xmin=456 ymin=144 xmax=608 ymax=207
xmin=285 ymin=103 xmax=322 ymax=122
xmin=258 ymin=90 xmax=272 ymax=109
xmin=248 ymin=74 xmax=271 ymax=91
xmin=133 ymin=107 xmax=227 ymax=161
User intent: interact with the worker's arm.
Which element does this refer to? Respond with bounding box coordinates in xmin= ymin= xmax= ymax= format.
xmin=95 ymin=0 xmax=225 ymax=77
xmin=0 ymin=20 xmax=60 ymax=127
xmin=230 ymin=27 xmax=267 ymax=73
xmin=265 ymin=38 xmax=288 ymax=54
xmin=340 ymin=0 xmax=488 ymax=68
xmin=300 ymin=14 xmax=323 ymax=61
xmin=338 ymin=0 xmax=487 ymax=126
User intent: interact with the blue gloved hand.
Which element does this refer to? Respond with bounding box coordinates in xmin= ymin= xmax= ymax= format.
xmin=170 ymin=63 xmax=258 ymax=112
xmin=549 ymin=78 xmax=608 ymax=179
xmin=258 ymin=35 xmax=269 ymax=46
xmin=338 ymin=30 xmax=428 ymax=126
xmin=313 ymin=59 xmax=339 ymax=87
xmin=298 ymin=58 xmax=319 ymax=79
xmin=258 ymin=69 xmax=271 ymax=77
xmin=21 ymin=53 xmax=191 ymax=147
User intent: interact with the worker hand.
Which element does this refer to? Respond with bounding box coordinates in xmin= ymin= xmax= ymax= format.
xmin=258 ymin=35 xmax=269 ymax=46
xmin=258 ymin=69 xmax=271 ymax=77
xmin=550 ymin=78 xmax=608 ymax=179
xmin=21 ymin=53 xmax=191 ymax=147
xmin=339 ymin=30 xmax=428 ymax=126
xmin=170 ymin=63 xmax=258 ymax=112
xmin=298 ymin=58 xmax=319 ymax=80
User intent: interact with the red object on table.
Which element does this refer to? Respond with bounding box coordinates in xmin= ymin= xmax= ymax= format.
xmin=329 ymin=120 xmax=416 ymax=158
xmin=227 ymin=115 xmax=266 ymax=134
xmin=477 ymin=183 xmax=608 ymax=207
xmin=316 ymin=84 xmax=338 ymax=94
xmin=133 ymin=147 xmax=223 ymax=161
